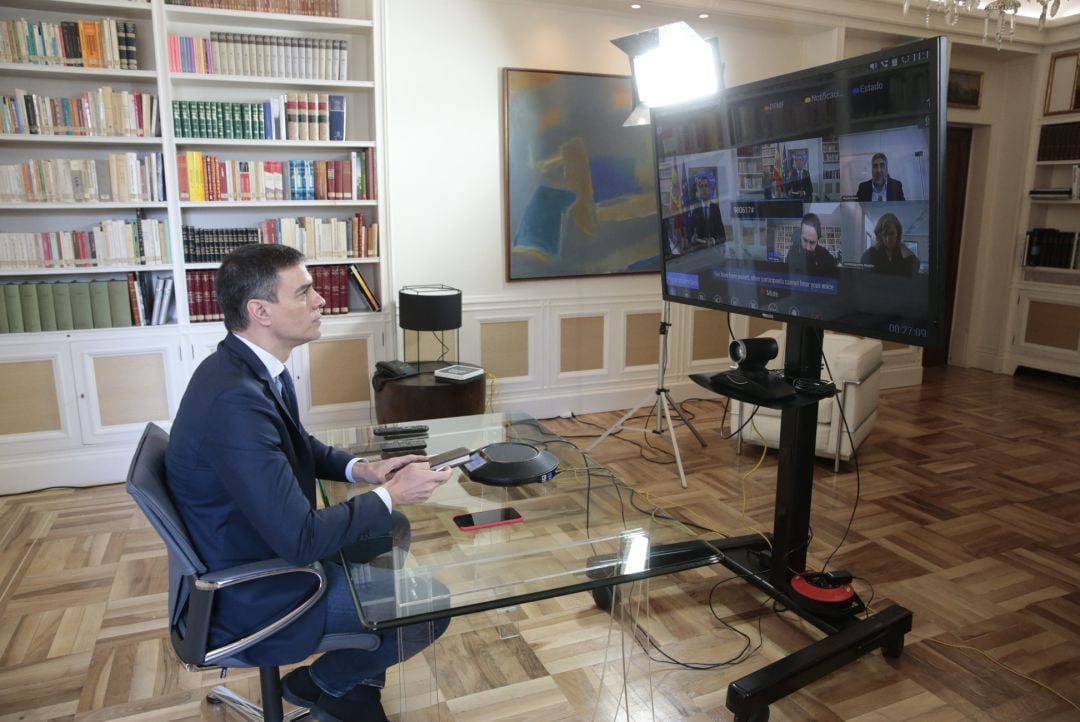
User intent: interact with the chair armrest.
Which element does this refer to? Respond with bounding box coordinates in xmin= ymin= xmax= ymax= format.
xmin=829 ymin=338 xmax=882 ymax=382
xmin=196 ymin=558 xmax=324 ymax=590
xmin=185 ymin=559 xmax=328 ymax=666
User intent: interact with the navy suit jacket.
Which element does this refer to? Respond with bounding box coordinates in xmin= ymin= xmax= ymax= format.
xmin=689 ymin=202 xmax=726 ymax=242
xmin=855 ymin=177 xmax=905 ymax=202
xmin=166 ymin=333 xmax=391 ymax=665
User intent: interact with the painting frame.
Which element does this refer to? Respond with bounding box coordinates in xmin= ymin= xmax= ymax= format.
xmin=503 ymin=67 xmax=660 ymax=281
xmin=947 ymin=68 xmax=982 ymax=110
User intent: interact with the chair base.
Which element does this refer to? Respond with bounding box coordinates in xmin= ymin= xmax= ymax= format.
xmin=206 ymin=684 xmax=312 ymax=721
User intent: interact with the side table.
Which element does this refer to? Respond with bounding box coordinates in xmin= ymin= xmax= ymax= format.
xmin=372 ymin=361 xmax=485 ymax=424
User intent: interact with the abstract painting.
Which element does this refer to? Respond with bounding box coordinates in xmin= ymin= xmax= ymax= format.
xmin=504 ymin=68 xmax=659 ymax=280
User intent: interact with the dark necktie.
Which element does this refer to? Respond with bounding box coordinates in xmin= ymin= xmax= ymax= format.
xmin=277 ymin=370 xmax=299 ymax=422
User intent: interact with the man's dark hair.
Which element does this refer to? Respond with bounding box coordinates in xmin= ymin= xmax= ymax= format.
xmin=800 ymin=212 xmax=822 ymax=239
xmin=217 ymin=245 xmax=305 ymax=332
xmin=872 ymin=152 xmax=888 ymax=165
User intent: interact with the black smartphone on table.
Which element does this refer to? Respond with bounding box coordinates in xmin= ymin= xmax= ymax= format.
xmin=427 ymin=446 xmax=473 ymax=471
xmin=452 ymin=507 xmax=523 ymax=531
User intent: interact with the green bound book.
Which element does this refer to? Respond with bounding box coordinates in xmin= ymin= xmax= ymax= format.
xmin=69 ymin=282 xmax=94 ymax=330
xmin=53 ymin=282 xmax=74 ymax=331
xmin=88 ymin=280 xmax=112 ymax=329
xmin=107 ymin=279 xmax=132 ymax=327
xmin=19 ymin=284 xmax=42 ymax=333
xmin=36 ymin=284 xmax=57 ymax=331
xmin=0 ymin=284 xmax=8 ymax=333
xmin=4 ymin=285 xmax=23 ymax=333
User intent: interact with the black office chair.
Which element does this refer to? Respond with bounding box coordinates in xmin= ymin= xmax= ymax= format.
xmin=125 ymin=423 xmax=381 ymax=722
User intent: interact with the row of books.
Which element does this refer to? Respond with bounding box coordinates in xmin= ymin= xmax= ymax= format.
xmin=2 ymin=88 xmax=159 ymax=138
xmin=167 ymin=32 xmax=347 ymax=81
xmin=1024 ymin=228 xmax=1079 ymax=269
xmin=171 ymin=93 xmax=344 ymax=141
xmin=0 ymin=219 xmax=169 ymax=269
xmin=0 ymin=153 xmax=167 ymax=204
xmin=0 ymin=274 xmax=173 ymax=334
xmin=182 ymin=214 xmax=377 ymax=262
xmin=176 ymin=151 xmax=374 ymax=202
xmin=185 ymin=264 xmax=378 ymax=322
xmin=1036 ymin=121 xmax=1080 ymax=162
xmin=163 ymin=0 xmax=341 ymax=17
xmin=0 ymin=19 xmax=140 ymax=70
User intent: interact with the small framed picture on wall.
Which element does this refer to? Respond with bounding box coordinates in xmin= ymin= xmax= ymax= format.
xmin=947 ymin=69 xmax=982 ymax=109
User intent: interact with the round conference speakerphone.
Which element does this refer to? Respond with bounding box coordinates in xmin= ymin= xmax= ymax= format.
xmin=461 ymin=442 xmax=559 ymax=486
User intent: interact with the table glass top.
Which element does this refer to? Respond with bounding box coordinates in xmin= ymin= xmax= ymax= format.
xmin=317 ymin=413 xmax=721 ymax=629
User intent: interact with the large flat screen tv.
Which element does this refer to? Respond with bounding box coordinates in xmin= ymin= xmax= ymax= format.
xmin=652 ymin=37 xmax=947 ymax=347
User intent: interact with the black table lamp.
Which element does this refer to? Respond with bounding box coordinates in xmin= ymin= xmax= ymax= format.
xmin=398 ymin=284 xmax=462 ymax=366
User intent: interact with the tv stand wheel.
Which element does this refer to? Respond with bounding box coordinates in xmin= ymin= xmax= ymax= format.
xmin=734 ymin=707 xmax=769 ymax=722
xmin=882 ymin=634 xmax=905 ymax=658
xmin=592 ymin=585 xmax=619 ymax=611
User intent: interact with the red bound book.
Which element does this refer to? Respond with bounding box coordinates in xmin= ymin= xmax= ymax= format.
xmin=209 ymin=271 xmax=222 ymax=321
xmin=342 ymin=158 xmax=352 ymax=202
xmin=177 ymin=152 xmax=190 ymax=201
xmin=218 ymin=160 xmax=228 ymax=203
xmin=187 ymin=272 xmax=200 ymax=321
xmin=337 ymin=264 xmax=348 ymax=313
xmin=326 ymin=160 xmax=337 ymax=201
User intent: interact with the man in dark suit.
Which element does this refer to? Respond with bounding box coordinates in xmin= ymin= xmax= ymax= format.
xmin=855 ymin=152 xmax=905 ymax=201
xmin=167 ymin=244 xmax=451 ymax=722
xmin=689 ymin=175 xmax=726 ymax=246
xmin=786 ymin=212 xmax=837 ymax=276
xmin=784 ymin=154 xmax=813 ymax=200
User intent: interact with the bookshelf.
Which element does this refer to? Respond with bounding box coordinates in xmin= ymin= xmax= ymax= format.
xmin=0 ymin=0 xmax=389 ymax=492
xmin=1005 ymin=99 xmax=1080 ymax=378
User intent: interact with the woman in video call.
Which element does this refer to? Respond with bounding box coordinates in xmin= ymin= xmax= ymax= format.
xmin=786 ymin=212 xmax=836 ymax=276
xmin=861 ymin=212 xmax=919 ymax=276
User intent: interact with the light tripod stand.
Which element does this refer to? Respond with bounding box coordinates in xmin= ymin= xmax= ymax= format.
xmin=585 ymin=301 xmax=706 ymax=488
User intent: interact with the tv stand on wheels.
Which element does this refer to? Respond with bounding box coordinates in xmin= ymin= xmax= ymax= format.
xmin=591 ymin=323 xmax=912 ymax=722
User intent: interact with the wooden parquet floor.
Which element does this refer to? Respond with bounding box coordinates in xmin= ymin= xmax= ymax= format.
xmin=1 ymin=366 xmax=1078 ymax=721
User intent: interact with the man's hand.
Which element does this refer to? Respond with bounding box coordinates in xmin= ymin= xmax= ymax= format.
xmin=382 ymin=462 xmax=451 ymax=506
xmin=355 ymin=454 xmax=427 ymax=484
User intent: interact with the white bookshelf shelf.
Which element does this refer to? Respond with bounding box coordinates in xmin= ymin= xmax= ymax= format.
xmin=173 ymin=138 xmax=374 ymax=149
xmin=7 ymin=0 xmax=151 ymax=17
xmin=0 ymin=202 xmax=168 ymax=210
xmin=179 ymin=200 xmax=376 ymax=208
xmin=1035 ymin=160 xmax=1080 ymax=166
xmin=164 ymin=5 xmax=373 ymax=33
xmin=185 ymin=257 xmax=378 ymax=270
xmin=0 ymin=264 xmax=172 ymax=277
xmin=1030 ymin=199 xmax=1080 ymax=205
xmin=0 ymin=63 xmax=158 ymax=82
xmin=0 ymin=134 xmax=162 ymax=146
xmin=168 ymin=73 xmax=374 ymax=90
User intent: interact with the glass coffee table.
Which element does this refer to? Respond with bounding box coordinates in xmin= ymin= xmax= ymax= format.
xmin=318 ymin=412 xmax=723 ymax=631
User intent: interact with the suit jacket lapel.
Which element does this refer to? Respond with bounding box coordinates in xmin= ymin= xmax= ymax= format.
xmin=221 ymin=334 xmax=301 ymax=434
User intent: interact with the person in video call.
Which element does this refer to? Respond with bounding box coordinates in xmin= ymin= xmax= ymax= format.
xmin=786 ymin=212 xmax=837 ymax=275
xmin=166 ymin=244 xmax=452 ymax=722
xmin=689 ymin=174 xmax=726 ymax=246
xmin=861 ymin=212 xmax=919 ymax=276
xmin=856 ymin=152 xmax=905 ymax=202
xmin=784 ymin=154 xmax=814 ymax=200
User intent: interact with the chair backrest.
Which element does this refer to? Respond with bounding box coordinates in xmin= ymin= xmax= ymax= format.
xmin=125 ymin=423 xmax=206 ymax=577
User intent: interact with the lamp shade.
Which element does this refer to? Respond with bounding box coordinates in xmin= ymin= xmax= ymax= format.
xmin=398 ymin=285 xmax=462 ymax=331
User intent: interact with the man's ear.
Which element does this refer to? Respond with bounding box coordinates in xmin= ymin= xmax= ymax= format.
xmin=246 ymin=298 xmax=273 ymax=327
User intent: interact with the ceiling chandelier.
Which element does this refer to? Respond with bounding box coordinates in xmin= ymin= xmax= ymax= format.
xmin=901 ymin=0 xmax=1068 ymax=47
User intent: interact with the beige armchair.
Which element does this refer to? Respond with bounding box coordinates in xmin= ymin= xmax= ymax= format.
xmin=729 ymin=329 xmax=882 ymax=471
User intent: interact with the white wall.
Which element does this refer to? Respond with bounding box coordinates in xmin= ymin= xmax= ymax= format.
xmin=380 ymin=0 xmax=824 ymax=415
xmin=383 ymin=0 xmax=808 ymax=300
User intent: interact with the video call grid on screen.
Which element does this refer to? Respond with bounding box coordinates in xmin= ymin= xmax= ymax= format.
xmin=652 ymin=38 xmax=945 ymax=346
